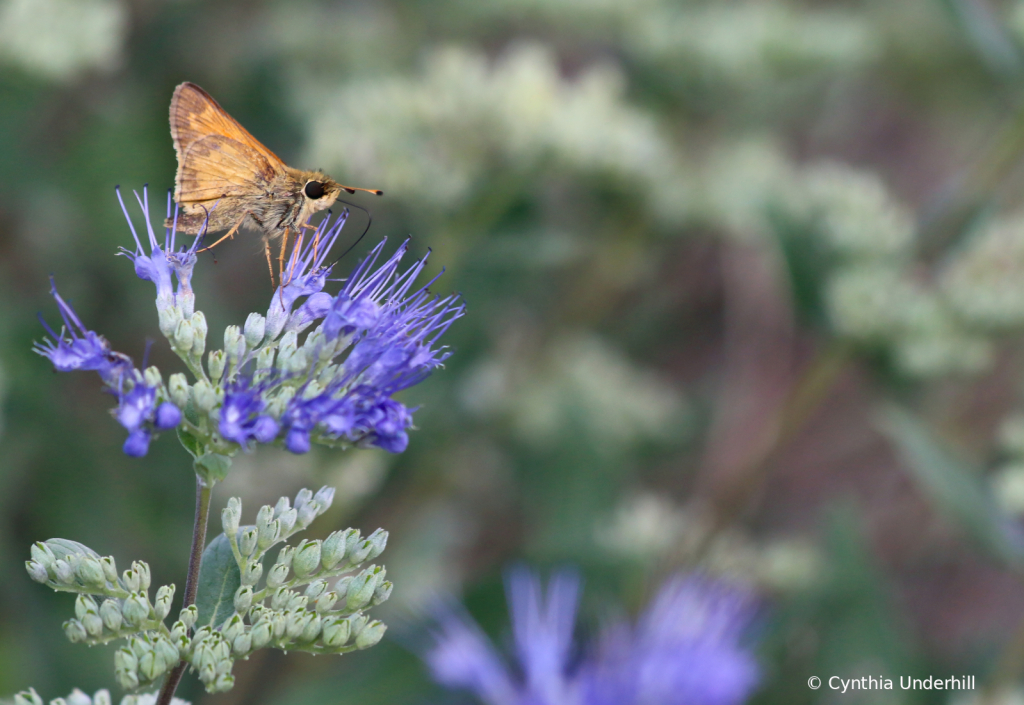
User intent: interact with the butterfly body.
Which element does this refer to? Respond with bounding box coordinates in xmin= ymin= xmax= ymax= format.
xmin=165 ymin=82 xmax=379 ymax=246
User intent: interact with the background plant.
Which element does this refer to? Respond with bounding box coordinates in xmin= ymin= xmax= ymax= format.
xmin=9 ymin=0 xmax=1024 ymax=704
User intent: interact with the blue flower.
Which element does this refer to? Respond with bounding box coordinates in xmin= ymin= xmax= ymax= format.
xmin=35 ymin=279 xmax=183 ymax=457
xmin=425 ymin=570 xmax=760 ymax=705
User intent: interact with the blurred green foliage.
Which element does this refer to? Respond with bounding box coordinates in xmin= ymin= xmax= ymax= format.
xmin=10 ymin=0 xmax=1024 ymax=703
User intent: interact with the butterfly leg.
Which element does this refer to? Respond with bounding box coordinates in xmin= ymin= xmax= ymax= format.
xmin=197 ymin=212 xmax=249 ymax=253
xmin=264 ymin=243 xmax=276 ymax=290
xmin=277 ymin=227 xmax=291 ymax=308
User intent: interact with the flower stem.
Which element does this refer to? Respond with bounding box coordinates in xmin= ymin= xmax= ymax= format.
xmin=157 ymin=475 xmax=213 ymax=705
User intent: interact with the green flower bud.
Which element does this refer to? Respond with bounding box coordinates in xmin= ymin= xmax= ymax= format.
xmin=50 ymin=698 xmax=67 ymax=705
xmin=117 ymin=669 xmax=140 ymax=691
xmin=129 ymin=635 xmax=149 ymax=659
xmin=169 ymin=373 xmax=190 ymax=408
xmin=190 ymin=311 xmax=208 ymax=357
xmin=144 ymin=366 xmax=163 ymax=388
xmin=170 ymin=620 xmax=188 ymax=641
xmin=270 ymin=588 xmax=293 ymax=610
xmin=68 ymin=690 xmax=91 ymax=705
xmin=198 ymin=661 xmax=216 ymax=686
xmin=179 ymin=604 xmax=199 ymax=629
xmin=100 ymin=556 xmax=118 ymax=584
xmin=314 ymin=486 xmax=335 ymax=512
xmin=355 ymin=619 xmax=387 ymax=649
xmin=347 ymin=613 xmax=368 ymax=639
xmin=315 ymin=590 xmax=339 ymax=613
xmin=321 ymin=530 xmax=349 ymax=570
xmin=293 ymin=539 xmax=322 ymax=579
xmin=133 ymin=561 xmax=151 ymax=591
xmin=30 ymin=541 xmax=55 ymax=570
xmin=277 ymin=332 xmax=299 ymax=366
xmin=234 ymin=585 xmax=254 ymax=614
xmin=232 ymin=631 xmax=252 ymax=656
xmin=64 ymin=618 xmax=87 ymax=643
xmin=157 ymin=303 xmax=182 ymax=338
xmin=192 ymin=379 xmax=216 ymax=413
xmin=364 ymin=528 xmax=389 ymax=561
xmin=25 ymin=560 xmax=49 ymax=583
xmin=287 ymin=592 xmax=308 ymax=611
xmin=241 ymin=560 xmax=263 ymax=587
xmin=155 ymin=636 xmax=179 ymax=667
xmin=138 ymin=649 xmax=163 ymax=682
xmin=207 ymin=350 xmax=226 ymax=381
xmin=122 ymin=568 xmax=140 ymax=592
xmin=75 ymin=594 xmax=98 ymax=623
xmin=154 ymin=584 xmax=176 ymax=620
xmin=223 ymin=324 xmax=243 ymax=360
xmin=173 ymin=319 xmax=195 ymax=352
xmin=275 ymin=545 xmax=296 ymax=568
xmin=93 ymin=690 xmax=112 ymax=705
xmin=271 ymin=611 xmax=288 ymax=640
xmin=274 ymin=496 xmax=291 ymax=515
xmin=372 ymin=580 xmax=393 ymax=606
xmin=349 ymin=539 xmax=374 ymax=566
xmin=221 ymin=614 xmax=245 ymax=642
xmin=238 ymin=526 xmax=258 ymax=557
xmin=83 ymin=612 xmax=104 ymax=637
xmin=250 ymin=618 xmax=273 ymax=649
xmin=256 ymin=347 xmax=275 ymax=376
xmin=334 ymin=576 xmax=352 ymax=603
xmin=244 ymin=313 xmax=266 ymax=347
xmin=294 ymin=487 xmax=313 ymax=510
xmin=300 ymin=613 xmax=322 ymax=643
xmin=322 ymin=617 xmax=351 ymax=648
xmin=344 ymin=528 xmax=365 ymax=560
xmin=14 ymin=688 xmax=43 ymax=705
xmin=304 ymin=580 xmax=328 ymax=599
xmin=266 ymin=562 xmax=290 ymax=588
xmin=346 ymin=566 xmax=384 ymax=611
xmin=296 ymin=499 xmax=320 ymax=529
xmin=285 ymin=609 xmax=307 ymax=640
xmin=277 ymin=507 xmax=298 ymax=534
xmin=114 ymin=646 xmax=138 ymax=674
xmin=122 ymin=592 xmax=150 ymax=626
xmin=213 ymin=673 xmax=235 ymax=692
xmin=53 ymin=558 xmax=74 ymax=585
xmin=100 ymin=599 xmax=122 ymax=631
xmin=222 ymin=497 xmax=242 ymax=537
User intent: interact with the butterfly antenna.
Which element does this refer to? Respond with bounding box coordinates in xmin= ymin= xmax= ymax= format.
xmin=338 ymin=184 xmax=384 ymax=196
xmin=329 ymin=199 xmax=375 ymax=268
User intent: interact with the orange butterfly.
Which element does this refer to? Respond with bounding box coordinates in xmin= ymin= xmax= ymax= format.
xmin=166 ymin=82 xmax=381 ymax=281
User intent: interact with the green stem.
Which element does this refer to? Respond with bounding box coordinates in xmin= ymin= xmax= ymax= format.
xmin=156 ymin=475 xmax=213 ymax=705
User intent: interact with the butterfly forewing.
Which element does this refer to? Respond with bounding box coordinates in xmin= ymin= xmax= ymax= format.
xmin=170 ymin=82 xmax=287 ymax=204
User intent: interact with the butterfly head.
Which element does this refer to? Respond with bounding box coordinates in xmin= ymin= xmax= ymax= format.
xmin=298 ymin=170 xmax=343 ymax=214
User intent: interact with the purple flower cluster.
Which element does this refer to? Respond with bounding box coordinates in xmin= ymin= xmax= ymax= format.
xmin=426 ymin=569 xmax=760 ymax=705
xmin=36 ymin=185 xmax=463 ymax=459
xmin=35 ymin=280 xmax=181 ymax=457
xmin=217 ymin=236 xmax=463 ymax=455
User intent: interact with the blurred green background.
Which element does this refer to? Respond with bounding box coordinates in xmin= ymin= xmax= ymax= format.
xmin=11 ymin=0 xmax=1024 ymax=703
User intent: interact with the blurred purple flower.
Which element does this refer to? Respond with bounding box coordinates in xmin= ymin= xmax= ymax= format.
xmin=425 ymin=570 xmax=759 ymax=705
xmin=35 ymin=280 xmax=181 ymax=457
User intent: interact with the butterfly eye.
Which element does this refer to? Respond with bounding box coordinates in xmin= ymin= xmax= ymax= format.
xmin=304 ymin=181 xmax=326 ymax=199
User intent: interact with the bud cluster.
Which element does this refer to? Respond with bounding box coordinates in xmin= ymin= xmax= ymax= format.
xmin=14 ymin=689 xmax=189 ymax=705
xmin=155 ymin=487 xmax=393 ymax=691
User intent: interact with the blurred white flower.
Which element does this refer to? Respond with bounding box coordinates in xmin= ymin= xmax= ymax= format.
xmin=0 ymin=0 xmax=126 ymax=81
xmin=595 ymin=493 xmax=686 ymax=560
xmin=461 ymin=334 xmax=686 ymax=450
xmin=301 ymin=43 xmax=682 ymax=214
xmin=941 ymin=213 xmax=1024 ymax=328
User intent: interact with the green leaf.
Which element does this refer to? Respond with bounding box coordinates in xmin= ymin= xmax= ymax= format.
xmin=194 ymin=532 xmax=241 ymax=629
xmin=194 ymin=452 xmax=232 ymax=485
xmin=879 ymin=404 xmax=1024 ymax=569
xmin=177 ymin=427 xmax=202 ymax=459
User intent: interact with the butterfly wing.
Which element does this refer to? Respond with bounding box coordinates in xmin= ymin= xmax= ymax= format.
xmin=170 ymin=82 xmax=286 ymax=204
